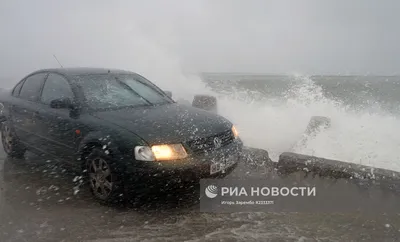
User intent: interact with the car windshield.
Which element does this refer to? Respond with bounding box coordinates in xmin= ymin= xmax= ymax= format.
xmin=74 ymin=74 xmax=172 ymax=110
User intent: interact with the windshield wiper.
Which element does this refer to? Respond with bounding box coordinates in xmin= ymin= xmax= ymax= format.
xmin=92 ymin=103 xmax=152 ymax=112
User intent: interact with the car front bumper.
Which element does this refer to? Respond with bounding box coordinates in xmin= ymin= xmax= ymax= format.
xmin=125 ymin=138 xmax=243 ymax=184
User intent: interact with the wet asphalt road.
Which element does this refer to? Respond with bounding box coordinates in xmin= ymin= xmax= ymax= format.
xmin=1 ymin=148 xmax=400 ymax=242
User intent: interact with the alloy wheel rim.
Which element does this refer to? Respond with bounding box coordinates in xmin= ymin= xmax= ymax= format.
xmin=88 ymin=157 xmax=113 ymax=200
xmin=2 ymin=125 xmax=13 ymax=153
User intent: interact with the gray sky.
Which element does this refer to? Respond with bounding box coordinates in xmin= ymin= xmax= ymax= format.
xmin=1 ymin=0 xmax=400 ymax=85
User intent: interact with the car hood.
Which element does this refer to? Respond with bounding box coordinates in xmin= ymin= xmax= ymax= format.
xmin=91 ymin=103 xmax=232 ymax=144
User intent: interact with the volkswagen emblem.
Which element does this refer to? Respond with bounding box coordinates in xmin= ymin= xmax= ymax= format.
xmin=213 ymin=137 xmax=222 ymax=149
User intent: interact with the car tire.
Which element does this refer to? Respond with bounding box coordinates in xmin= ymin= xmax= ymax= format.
xmin=1 ymin=121 xmax=26 ymax=159
xmin=192 ymin=95 xmax=218 ymax=113
xmin=85 ymin=148 xmax=125 ymax=205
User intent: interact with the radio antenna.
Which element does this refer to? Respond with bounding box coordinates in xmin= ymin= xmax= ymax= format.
xmin=53 ymin=54 xmax=63 ymax=68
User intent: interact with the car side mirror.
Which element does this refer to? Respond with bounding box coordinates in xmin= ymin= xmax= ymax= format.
xmin=50 ymin=97 xmax=73 ymax=109
xmin=164 ymin=91 xmax=172 ymax=98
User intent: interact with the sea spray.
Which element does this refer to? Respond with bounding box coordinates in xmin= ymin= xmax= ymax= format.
xmin=214 ymin=75 xmax=400 ymax=172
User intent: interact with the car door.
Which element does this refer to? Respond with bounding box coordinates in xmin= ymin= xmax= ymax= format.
xmin=11 ymin=72 xmax=48 ymax=147
xmin=36 ymin=73 xmax=78 ymax=161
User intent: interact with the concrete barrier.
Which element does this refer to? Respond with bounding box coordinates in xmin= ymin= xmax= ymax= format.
xmin=232 ymin=147 xmax=277 ymax=178
xmin=192 ymin=95 xmax=218 ymax=113
xmin=176 ymin=98 xmax=191 ymax=106
xmin=277 ymin=152 xmax=400 ymax=183
xmin=241 ymin=147 xmax=274 ymax=168
xmin=304 ymin=116 xmax=331 ymax=136
xmin=229 ymin=149 xmax=400 ymax=213
xmin=290 ymin=116 xmax=331 ymax=151
xmin=275 ymin=152 xmax=400 ymax=212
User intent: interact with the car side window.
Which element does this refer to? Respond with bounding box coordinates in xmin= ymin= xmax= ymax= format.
xmin=19 ymin=73 xmax=47 ymax=101
xmin=41 ymin=73 xmax=74 ymax=105
xmin=12 ymin=80 xmax=24 ymax=96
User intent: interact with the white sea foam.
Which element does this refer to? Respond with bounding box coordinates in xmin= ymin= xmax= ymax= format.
xmin=217 ymin=76 xmax=400 ymax=172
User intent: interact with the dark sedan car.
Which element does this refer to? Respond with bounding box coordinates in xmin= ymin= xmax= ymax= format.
xmin=0 ymin=68 xmax=243 ymax=203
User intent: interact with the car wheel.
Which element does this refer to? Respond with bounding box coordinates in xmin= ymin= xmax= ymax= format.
xmin=1 ymin=122 xmax=26 ymax=159
xmin=85 ymin=148 xmax=124 ymax=204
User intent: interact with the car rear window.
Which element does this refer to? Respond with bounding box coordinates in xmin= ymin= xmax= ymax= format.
xmin=12 ymin=80 xmax=24 ymax=96
xmin=19 ymin=73 xmax=47 ymax=102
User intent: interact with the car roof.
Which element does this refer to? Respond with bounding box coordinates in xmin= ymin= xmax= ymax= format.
xmin=34 ymin=67 xmax=137 ymax=77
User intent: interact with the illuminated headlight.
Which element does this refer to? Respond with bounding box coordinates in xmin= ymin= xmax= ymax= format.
xmin=134 ymin=144 xmax=188 ymax=161
xmin=232 ymin=125 xmax=239 ymax=138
